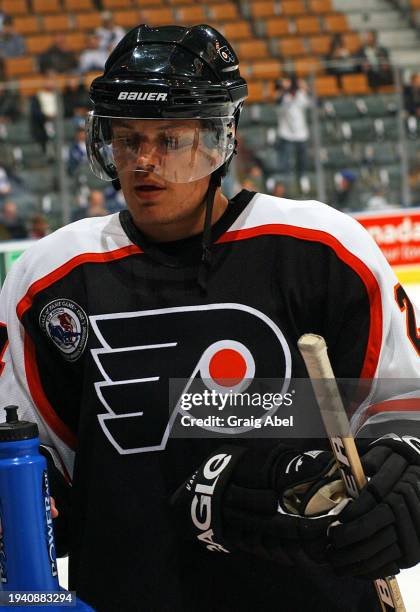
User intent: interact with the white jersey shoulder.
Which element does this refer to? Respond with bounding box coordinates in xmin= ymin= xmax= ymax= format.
xmin=0 ymin=215 xmax=131 ymax=477
xmin=234 ymin=192 xmax=382 ymax=267
xmin=236 ymin=193 xmax=420 ymax=433
xmin=12 ymin=214 xmax=130 ymax=292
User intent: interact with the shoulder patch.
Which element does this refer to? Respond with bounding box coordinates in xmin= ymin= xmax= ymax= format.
xmin=39 ymin=299 xmax=88 ymax=362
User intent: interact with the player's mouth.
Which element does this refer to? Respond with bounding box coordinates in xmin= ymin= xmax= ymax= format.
xmin=134 ymin=182 xmax=166 ymax=199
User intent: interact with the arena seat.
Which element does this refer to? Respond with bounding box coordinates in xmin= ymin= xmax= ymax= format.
xmin=74 ymin=12 xmax=102 ymax=30
xmin=295 ymin=16 xmax=321 ymax=35
xmin=138 ymin=8 xmax=174 ymax=25
xmin=26 ymin=34 xmax=54 ymax=54
xmin=64 ymin=32 xmax=87 ymax=52
xmin=314 ymin=75 xmax=341 ymax=96
xmin=1 ymin=0 xmax=28 ymax=15
xmin=246 ymin=80 xmax=274 ymax=103
xmin=4 ymin=57 xmax=35 ymax=78
xmin=294 ymin=56 xmax=322 ymax=77
xmin=281 ymin=1 xmax=306 ymax=16
xmin=341 ymin=74 xmax=370 ymax=95
xmin=308 ymin=0 xmax=333 ymax=14
xmin=113 ymin=10 xmax=138 ymax=27
xmin=13 ymin=16 xmax=40 ymax=35
xmin=341 ymin=33 xmax=362 ymax=54
xmin=63 ymin=0 xmax=93 ymax=10
xmin=166 ymin=0 xmax=197 ymax=5
xmin=84 ymin=70 xmax=102 ymax=87
xmin=323 ymin=14 xmax=349 ymax=33
xmin=245 ymin=59 xmax=283 ymax=79
xmin=102 ymin=0 xmax=133 ymax=10
xmin=175 ymin=6 xmax=207 ymax=23
xmin=220 ymin=21 xmax=253 ymax=41
xmin=237 ymin=39 xmax=269 ymax=60
xmin=32 ymin=0 xmax=61 ymax=14
xmin=277 ymin=37 xmax=306 ymax=58
xmin=42 ymin=15 xmax=72 ymax=33
xmin=264 ymin=17 xmax=290 ymax=37
xmin=17 ymin=77 xmax=46 ymax=97
xmin=207 ymin=3 xmax=240 ymax=21
xmin=308 ymin=34 xmax=332 ymax=55
xmin=248 ymin=1 xmax=280 ymax=18
xmin=133 ymin=0 xmax=162 ymax=6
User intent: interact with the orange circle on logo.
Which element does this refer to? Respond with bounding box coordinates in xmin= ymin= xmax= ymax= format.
xmin=209 ymin=348 xmax=247 ymax=387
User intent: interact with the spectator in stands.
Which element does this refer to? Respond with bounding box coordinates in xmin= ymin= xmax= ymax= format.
xmin=0 ymin=16 xmax=25 ymax=59
xmin=71 ymin=189 xmax=108 ymax=222
xmin=242 ymin=164 xmax=264 ymax=193
xmin=404 ymin=72 xmax=420 ymax=119
xmin=325 ymin=34 xmax=356 ymax=87
xmin=67 ymin=127 xmax=88 ymax=176
xmin=29 ymin=213 xmax=50 ymax=239
xmin=29 ymin=73 xmax=58 ymax=155
xmin=0 ymin=10 xmax=7 ymax=32
xmin=95 ymin=12 xmax=125 ymax=51
xmin=355 ymin=30 xmax=393 ymax=90
xmin=366 ymin=187 xmax=394 ymax=211
xmin=333 ymin=169 xmax=357 ymax=209
xmin=0 ymin=166 xmax=11 ymax=203
xmin=79 ymin=35 xmax=108 ymax=74
xmin=63 ymin=76 xmax=91 ymax=122
xmin=0 ymin=200 xmax=27 ymax=239
xmin=271 ymin=181 xmax=287 ymax=199
xmin=275 ymin=76 xmax=311 ymax=183
xmin=39 ymin=34 xmax=78 ymax=75
xmin=0 ymin=81 xmax=21 ymax=129
xmin=104 ymin=184 xmax=126 ymax=213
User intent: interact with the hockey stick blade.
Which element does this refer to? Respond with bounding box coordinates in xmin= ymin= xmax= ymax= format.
xmin=298 ymin=333 xmax=406 ymax=612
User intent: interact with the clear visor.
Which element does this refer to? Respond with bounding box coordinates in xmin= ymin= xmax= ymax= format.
xmin=86 ymin=113 xmax=235 ymax=184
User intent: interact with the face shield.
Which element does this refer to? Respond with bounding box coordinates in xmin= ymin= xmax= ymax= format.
xmin=86 ymin=113 xmax=236 ymax=184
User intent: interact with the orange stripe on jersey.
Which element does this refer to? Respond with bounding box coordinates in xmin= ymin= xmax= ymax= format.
xmin=24 ymin=332 xmax=77 ymax=451
xmin=0 ymin=322 xmax=8 ymax=377
xmin=365 ymin=398 xmax=420 ymax=418
xmin=394 ymin=283 xmax=420 ymax=357
xmin=216 ymin=224 xmax=382 ymax=379
xmin=16 ymin=245 xmax=143 ymax=320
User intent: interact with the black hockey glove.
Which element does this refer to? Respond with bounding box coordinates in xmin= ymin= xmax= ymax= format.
xmin=328 ymin=434 xmax=420 ymax=580
xmin=171 ymin=444 xmax=348 ymax=567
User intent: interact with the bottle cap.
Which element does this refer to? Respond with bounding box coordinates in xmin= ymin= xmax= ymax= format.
xmin=0 ymin=406 xmax=39 ymax=442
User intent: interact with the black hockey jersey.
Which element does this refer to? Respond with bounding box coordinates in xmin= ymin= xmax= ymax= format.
xmin=1 ymin=190 xmax=420 ymax=611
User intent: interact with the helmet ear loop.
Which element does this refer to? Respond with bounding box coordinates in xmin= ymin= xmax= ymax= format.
xmin=197 ymin=169 xmax=222 ymax=293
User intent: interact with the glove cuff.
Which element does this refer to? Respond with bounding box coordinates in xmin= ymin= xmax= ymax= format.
xmin=369 ymin=433 xmax=420 ymax=466
xmin=171 ymin=445 xmax=246 ymax=554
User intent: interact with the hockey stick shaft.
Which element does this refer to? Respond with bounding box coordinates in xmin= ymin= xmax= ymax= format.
xmin=297 ymin=333 xmax=406 ymax=612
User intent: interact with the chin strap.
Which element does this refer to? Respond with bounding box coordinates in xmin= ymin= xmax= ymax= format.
xmin=197 ymin=170 xmax=222 ymax=294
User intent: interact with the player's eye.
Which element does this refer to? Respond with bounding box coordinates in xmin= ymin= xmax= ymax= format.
xmin=124 ymin=134 xmax=143 ymax=151
xmin=114 ymin=133 xmax=143 ymax=150
xmin=159 ymin=132 xmax=195 ymax=151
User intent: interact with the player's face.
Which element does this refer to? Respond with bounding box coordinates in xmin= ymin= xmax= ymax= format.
xmin=113 ymin=119 xmax=228 ymax=241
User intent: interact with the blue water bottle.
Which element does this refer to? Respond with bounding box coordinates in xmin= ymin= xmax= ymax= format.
xmin=0 ymin=406 xmax=94 ymax=610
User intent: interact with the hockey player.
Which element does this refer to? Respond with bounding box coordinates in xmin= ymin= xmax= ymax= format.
xmin=1 ymin=24 xmax=420 ymax=611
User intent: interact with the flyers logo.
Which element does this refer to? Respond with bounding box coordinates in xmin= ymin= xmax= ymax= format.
xmin=90 ymin=304 xmax=291 ymax=454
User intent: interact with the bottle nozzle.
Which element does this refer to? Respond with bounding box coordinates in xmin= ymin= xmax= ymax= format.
xmin=5 ymin=406 xmax=19 ymax=423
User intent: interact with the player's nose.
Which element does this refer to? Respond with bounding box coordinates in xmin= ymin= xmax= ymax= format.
xmin=135 ymin=140 xmax=161 ymax=168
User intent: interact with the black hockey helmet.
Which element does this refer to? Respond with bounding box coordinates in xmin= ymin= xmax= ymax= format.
xmin=87 ymin=24 xmax=248 ymax=183
xmin=86 ymin=24 xmax=248 ymax=291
